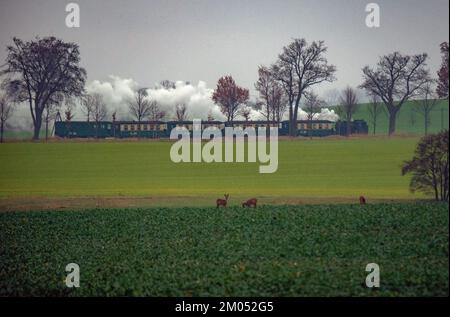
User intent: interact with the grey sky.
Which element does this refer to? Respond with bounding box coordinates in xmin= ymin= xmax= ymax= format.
xmin=0 ymin=0 xmax=449 ymax=98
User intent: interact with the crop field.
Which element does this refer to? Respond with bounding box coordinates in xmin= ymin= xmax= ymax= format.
xmin=0 ymin=203 xmax=448 ymax=296
xmin=0 ymin=137 xmax=423 ymax=210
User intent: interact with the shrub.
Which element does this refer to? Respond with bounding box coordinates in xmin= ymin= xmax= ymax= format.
xmin=402 ymin=130 xmax=449 ymax=201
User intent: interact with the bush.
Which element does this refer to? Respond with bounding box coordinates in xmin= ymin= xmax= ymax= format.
xmin=402 ymin=130 xmax=449 ymax=201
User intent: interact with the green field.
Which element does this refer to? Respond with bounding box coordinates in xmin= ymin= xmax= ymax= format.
xmin=354 ymin=99 xmax=449 ymax=135
xmin=0 ymin=138 xmax=423 ymax=206
xmin=0 ymin=203 xmax=447 ymax=296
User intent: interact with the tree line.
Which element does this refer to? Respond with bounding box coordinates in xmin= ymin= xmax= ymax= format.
xmin=0 ymin=36 xmax=448 ymax=142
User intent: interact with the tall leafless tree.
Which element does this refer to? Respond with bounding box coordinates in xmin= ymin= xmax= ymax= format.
xmin=337 ymin=86 xmax=359 ymax=136
xmin=255 ymin=66 xmax=286 ymax=123
xmin=303 ymin=91 xmax=325 ymax=139
xmin=366 ymin=94 xmax=385 ymax=135
xmin=81 ymin=94 xmax=95 ymax=122
xmin=128 ymin=88 xmax=153 ymax=137
xmin=0 ymin=92 xmax=15 ymax=143
xmin=175 ymin=103 xmax=188 ymax=121
xmin=271 ymin=39 xmax=336 ymax=136
xmin=359 ymin=52 xmax=431 ymax=135
xmin=413 ymin=81 xmax=440 ymax=135
xmin=90 ymin=93 xmax=108 ymax=138
xmin=148 ymin=101 xmax=165 ymax=121
xmin=1 ymin=37 xmax=86 ymax=140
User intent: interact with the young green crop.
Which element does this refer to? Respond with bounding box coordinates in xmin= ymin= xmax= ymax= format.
xmin=0 ymin=203 xmax=448 ymax=296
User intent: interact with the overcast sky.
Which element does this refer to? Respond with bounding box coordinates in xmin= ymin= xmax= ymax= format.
xmin=0 ymin=0 xmax=448 ymax=123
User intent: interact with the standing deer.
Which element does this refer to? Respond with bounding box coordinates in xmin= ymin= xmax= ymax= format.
xmin=216 ymin=194 xmax=229 ymax=208
xmin=242 ymin=198 xmax=257 ymax=208
xmin=359 ymin=196 xmax=366 ymax=205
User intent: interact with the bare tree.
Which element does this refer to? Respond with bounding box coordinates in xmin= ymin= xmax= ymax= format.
xmin=128 ymin=88 xmax=152 ymax=121
xmin=303 ymin=91 xmax=325 ymax=139
xmin=0 ymin=92 xmax=14 ymax=143
xmin=255 ymin=66 xmax=287 ymax=123
xmin=366 ymin=94 xmax=385 ymax=135
xmin=175 ymin=103 xmax=188 ymax=121
xmin=90 ymin=93 xmax=108 ymax=138
xmin=148 ymin=101 xmax=165 ymax=121
xmin=337 ymin=87 xmax=359 ymax=136
xmin=128 ymin=88 xmax=153 ymax=137
xmin=1 ymin=37 xmax=86 ymax=140
xmin=359 ymin=52 xmax=431 ymax=135
xmin=413 ymin=81 xmax=440 ymax=135
xmin=81 ymin=94 xmax=94 ymax=122
xmin=271 ymin=38 xmax=336 ymax=136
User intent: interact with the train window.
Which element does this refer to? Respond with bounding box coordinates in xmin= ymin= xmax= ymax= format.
xmin=131 ymin=125 xmax=135 ymax=131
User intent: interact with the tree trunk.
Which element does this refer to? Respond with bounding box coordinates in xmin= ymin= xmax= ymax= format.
xmin=45 ymin=118 xmax=49 ymax=141
xmin=346 ymin=118 xmax=351 ymax=137
xmin=33 ymin=118 xmax=42 ymax=140
xmin=0 ymin=121 xmax=4 ymax=143
xmin=424 ymin=111 xmax=429 ymax=135
xmin=387 ymin=109 xmax=398 ymax=135
xmin=288 ymin=101 xmax=293 ymax=136
xmin=291 ymin=104 xmax=300 ymax=137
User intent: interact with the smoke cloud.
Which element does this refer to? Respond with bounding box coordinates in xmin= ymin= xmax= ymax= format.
xmin=85 ymin=75 xmax=339 ymax=122
xmin=7 ymin=75 xmax=339 ymax=131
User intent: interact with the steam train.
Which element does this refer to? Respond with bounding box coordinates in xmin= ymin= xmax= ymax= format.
xmin=54 ymin=119 xmax=368 ymax=138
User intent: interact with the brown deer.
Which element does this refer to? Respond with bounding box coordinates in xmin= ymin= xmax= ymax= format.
xmin=359 ymin=196 xmax=366 ymax=205
xmin=216 ymin=194 xmax=229 ymax=208
xmin=242 ymin=198 xmax=257 ymax=208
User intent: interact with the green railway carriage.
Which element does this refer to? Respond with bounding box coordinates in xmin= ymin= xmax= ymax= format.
xmin=335 ymin=120 xmax=369 ymax=135
xmin=280 ymin=120 xmax=335 ymax=137
xmin=55 ymin=121 xmax=114 ymax=138
xmin=116 ymin=121 xmax=168 ymax=138
xmin=54 ymin=119 xmax=369 ymax=138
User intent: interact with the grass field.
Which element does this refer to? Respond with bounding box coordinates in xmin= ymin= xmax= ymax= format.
xmin=0 ymin=203 xmax=447 ymax=296
xmin=0 ymin=137 xmax=424 ymax=209
xmin=354 ymin=99 xmax=449 ymax=135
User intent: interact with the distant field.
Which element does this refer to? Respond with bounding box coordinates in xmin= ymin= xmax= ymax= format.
xmin=0 ymin=137 xmax=422 ymax=208
xmin=0 ymin=203 xmax=447 ymax=296
xmin=354 ymin=99 xmax=449 ymax=135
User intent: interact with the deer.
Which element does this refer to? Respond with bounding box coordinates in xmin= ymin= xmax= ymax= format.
xmin=242 ymin=198 xmax=257 ymax=208
xmin=359 ymin=196 xmax=366 ymax=205
xmin=216 ymin=194 xmax=229 ymax=208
